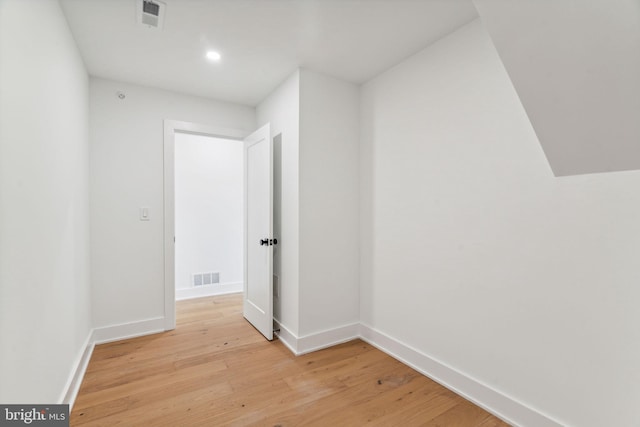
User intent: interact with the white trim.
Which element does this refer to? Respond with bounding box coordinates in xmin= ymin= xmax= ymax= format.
xmin=92 ymin=317 xmax=165 ymax=345
xmin=273 ymin=320 xmax=299 ymax=354
xmin=165 ymin=120 xmax=248 ymax=141
xmin=59 ymin=318 xmax=164 ymax=407
xmin=297 ymin=323 xmax=360 ymax=355
xmin=163 ymin=120 xmax=176 ymax=331
xmin=273 ymin=320 xmax=360 ymax=356
xmin=359 ymin=324 xmax=563 ymax=427
xmin=59 ymin=329 xmax=95 ymax=409
xmin=163 ymin=120 xmax=250 ymax=332
xmin=176 ymin=283 xmax=243 ymax=301
xmin=59 ymin=317 xmax=562 ymax=427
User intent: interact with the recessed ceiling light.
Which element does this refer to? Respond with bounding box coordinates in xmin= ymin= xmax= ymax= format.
xmin=206 ymin=51 xmax=221 ymax=61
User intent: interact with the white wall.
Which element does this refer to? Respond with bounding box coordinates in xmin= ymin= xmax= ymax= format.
xmin=90 ymin=78 xmax=255 ymax=329
xmin=0 ymin=0 xmax=91 ymax=403
xmin=175 ymin=133 xmax=243 ymax=291
xmin=473 ymin=0 xmax=640 ymax=176
xmin=256 ymin=71 xmax=300 ymax=335
xmin=360 ymin=19 xmax=640 ymax=427
xmin=299 ymin=70 xmax=360 ymax=336
xmin=255 ymin=69 xmax=360 ymax=340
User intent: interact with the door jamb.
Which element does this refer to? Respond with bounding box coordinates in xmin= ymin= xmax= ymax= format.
xmin=163 ymin=120 xmax=249 ymax=330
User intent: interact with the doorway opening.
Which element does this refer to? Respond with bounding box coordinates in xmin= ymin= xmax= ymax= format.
xmin=163 ymin=120 xmax=247 ymax=330
xmin=174 ymin=132 xmax=243 ymax=300
xmin=164 ymin=120 xmax=274 ymax=339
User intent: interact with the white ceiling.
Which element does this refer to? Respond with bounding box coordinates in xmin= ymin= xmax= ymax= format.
xmin=60 ymin=0 xmax=478 ymax=106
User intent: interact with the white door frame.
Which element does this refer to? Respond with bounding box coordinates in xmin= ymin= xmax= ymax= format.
xmin=163 ymin=120 xmax=249 ymax=330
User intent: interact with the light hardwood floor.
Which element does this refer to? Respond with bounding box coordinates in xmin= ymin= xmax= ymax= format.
xmin=71 ymin=294 xmax=510 ymax=426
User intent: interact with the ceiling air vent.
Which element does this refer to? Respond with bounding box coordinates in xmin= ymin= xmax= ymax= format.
xmin=136 ymin=0 xmax=166 ymax=30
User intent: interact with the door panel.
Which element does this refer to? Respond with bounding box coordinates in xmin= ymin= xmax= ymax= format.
xmin=243 ymin=124 xmax=273 ymax=340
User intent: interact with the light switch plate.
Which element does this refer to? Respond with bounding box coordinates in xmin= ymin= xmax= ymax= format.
xmin=140 ymin=207 xmax=150 ymax=221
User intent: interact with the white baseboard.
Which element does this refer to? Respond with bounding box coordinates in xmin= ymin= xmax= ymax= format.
xmin=59 ymin=329 xmax=95 ymax=410
xmin=59 ymin=313 xmax=560 ymax=427
xmin=359 ymin=324 xmax=563 ymax=427
xmin=92 ymin=317 xmax=165 ymax=345
xmin=58 ymin=317 xmax=166 ymax=409
xmin=273 ymin=320 xmax=360 ymax=356
xmin=274 ymin=320 xmax=299 ymax=354
xmin=176 ymin=282 xmax=243 ymax=301
xmin=297 ymin=323 xmax=360 ymax=355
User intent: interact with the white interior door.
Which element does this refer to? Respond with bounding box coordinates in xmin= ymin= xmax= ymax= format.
xmin=244 ymin=123 xmax=273 ymax=340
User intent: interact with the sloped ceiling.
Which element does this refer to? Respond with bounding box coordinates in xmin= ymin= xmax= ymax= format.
xmin=474 ymin=0 xmax=640 ymax=176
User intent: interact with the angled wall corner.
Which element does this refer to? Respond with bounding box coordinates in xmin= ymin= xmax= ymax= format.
xmin=473 ymin=0 xmax=640 ymax=176
xmin=256 ymin=70 xmax=301 ymax=336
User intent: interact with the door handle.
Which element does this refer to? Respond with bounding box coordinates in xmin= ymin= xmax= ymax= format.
xmin=260 ymin=239 xmax=269 ymax=246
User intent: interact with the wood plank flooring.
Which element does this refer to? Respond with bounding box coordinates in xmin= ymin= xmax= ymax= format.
xmin=71 ymin=294 xmax=510 ymax=426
